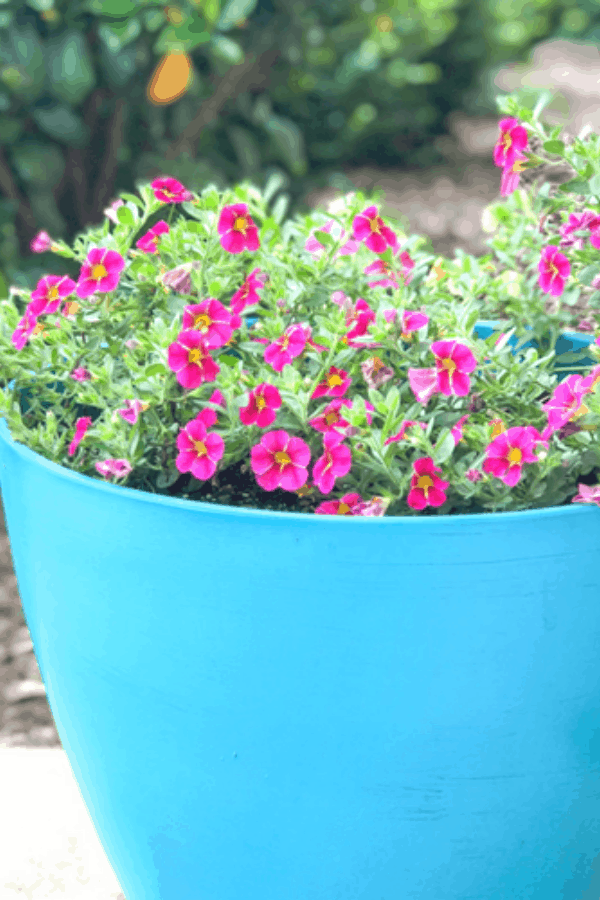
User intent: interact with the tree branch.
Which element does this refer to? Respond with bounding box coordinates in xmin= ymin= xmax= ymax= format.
xmin=91 ymin=97 xmax=127 ymax=221
xmin=164 ymin=46 xmax=281 ymax=161
xmin=0 ymin=147 xmax=38 ymax=234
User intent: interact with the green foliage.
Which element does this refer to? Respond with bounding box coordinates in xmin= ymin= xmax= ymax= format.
xmin=1 ymin=0 xmax=599 ymax=288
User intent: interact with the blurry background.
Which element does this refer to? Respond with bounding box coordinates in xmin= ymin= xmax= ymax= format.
xmin=2 ymin=0 xmax=600 ymax=747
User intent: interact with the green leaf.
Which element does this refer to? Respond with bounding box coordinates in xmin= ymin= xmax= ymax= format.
xmin=210 ymin=34 xmax=244 ymax=64
xmin=270 ymin=194 xmax=289 ymax=225
xmin=217 ymin=354 xmax=239 ymax=367
xmin=32 ymin=103 xmax=89 ymax=147
xmin=217 ymin=0 xmax=257 ymax=31
xmin=46 ymin=30 xmax=96 ymax=106
xmin=154 ymin=21 xmax=211 ymax=54
xmin=83 ymin=0 xmax=138 ymax=16
xmin=98 ymin=18 xmax=141 ymax=52
xmin=433 ymin=428 xmax=455 ymax=465
xmin=311 ymin=229 xmax=336 ymax=248
xmin=0 ymin=115 xmax=21 ymax=142
xmin=264 ymin=113 xmax=308 ymax=177
xmin=119 ymin=192 xmax=144 ymax=209
xmin=590 ymin=174 xmax=600 ymax=197
xmin=543 ymin=140 xmax=565 ymax=155
xmin=12 ymin=142 xmax=65 ymax=187
xmin=1 ymin=24 xmax=45 ymax=101
xmin=558 ymin=179 xmax=591 ymax=196
xmin=116 ymin=205 xmax=135 ymax=227
xmin=578 ymin=265 xmax=600 ymax=286
xmin=144 ymin=363 xmax=168 ymax=377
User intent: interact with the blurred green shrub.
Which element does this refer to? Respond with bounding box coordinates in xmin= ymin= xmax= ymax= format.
xmin=0 ymin=0 xmax=597 ymax=293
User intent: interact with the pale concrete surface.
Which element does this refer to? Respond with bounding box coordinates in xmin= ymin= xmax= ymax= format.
xmin=0 ymin=749 xmax=124 ymax=900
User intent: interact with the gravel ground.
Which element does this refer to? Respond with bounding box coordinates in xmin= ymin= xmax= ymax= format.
xmin=1 ymin=38 xmax=599 ymax=749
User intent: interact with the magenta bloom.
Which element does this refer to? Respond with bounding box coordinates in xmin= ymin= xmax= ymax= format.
xmin=407 ymin=457 xmax=450 ymax=510
xmin=538 ymin=245 xmax=570 ymax=298
xmin=500 ymin=152 xmax=527 ymax=197
xmin=559 ymin=210 xmax=600 ymax=250
xmin=76 ymin=248 xmax=126 ymax=299
xmin=541 ymin=374 xmax=588 ymax=438
xmin=229 ymin=267 xmax=268 ymax=327
xmin=239 ymin=383 xmax=282 ymax=428
xmin=304 ymin=219 xmax=359 ymax=260
xmin=312 ymin=431 xmax=352 ymax=495
xmin=352 ymin=205 xmax=398 ymax=254
xmin=68 ymin=416 xmax=93 ymax=457
xmin=175 ymin=417 xmax=224 ymax=481
xmin=30 ymin=230 xmax=53 ymax=253
xmin=572 ymin=483 xmax=600 ymax=506
xmin=218 ymin=203 xmax=260 ymax=254
xmin=250 ymin=430 xmax=311 ymax=492
xmin=117 ymin=399 xmax=150 ymax=425
xmin=167 ymin=330 xmax=220 ymax=390
xmin=11 ymin=309 xmax=39 ymax=350
xmin=29 ymin=274 xmax=77 ymax=316
xmin=493 ymin=117 xmax=529 ymax=168
xmin=482 ymin=425 xmax=548 ymax=487
xmin=136 ymin=220 xmax=170 ymax=253
xmin=384 ymin=420 xmax=427 ymax=446
xmin=308 ymin=398 xmax=353 ymax=435
xmin=451 ymin=414 xmax=470 ymax=445
xmin=182 ymin=299 xmax=233 ymax=349
xmin=151 ymin=176 xmax=192 ymax=204
xmin=431 ymin=340 xmax=477 ymax=397
xmin=400 ymin=309 xmax=429 ymax=338
xmin=314 ymin=492 xmax=363 ymax=516
xmin=95 ymin=459 xmax=132 ymax=480
xmin=365 ymin=249 xmax=415 ymax=289
xmin=408 ymin=367 xmax=440 ymax=405
xmin=311 ymin=366 xmax=352 ymax=400
xmin=262 ymin=324 xmax=308 ymax=373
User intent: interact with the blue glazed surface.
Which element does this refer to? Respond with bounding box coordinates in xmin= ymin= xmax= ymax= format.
xmin=1 ymin=324 xmax=600 ymax=899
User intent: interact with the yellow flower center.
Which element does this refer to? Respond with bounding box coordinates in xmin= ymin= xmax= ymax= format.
xmin=256 ymin=395 xmax=266 ymax=409
xmin=194 ymin=313 xmax=212 ymax=332
xmin=327 ymin=373 xmax=343 ymax=388
xmin=502 ymin=133 xmax=512 ymax=152
xmin=274 ymin=451 xmax=291 ymax=466
xmin=491 ymin=419 xmax=506 ymax=438
xmin=325 ymin=412 xmax=339 ymax=426
xmin=48 ymin=286 xmax=60 ymax=300
xmin=193 ymin=439 xmax=207 ymax=456
xmin=369 ymin=218 xmax=381 ymax=234
xmin=441 ymin=357 xmax=456 ymax=375
xmin=338 ymin=502 xmax=351 ymax=514
xmin=370 ymin=356 xmax=384 ymax=372
xmin=507 ymin=447 xmax=522 ymax=465
xmin=417 ymin=475 xmax=434 ymax=493
xmin=91 ymin=264 xmax=107 ymax=280
xmin=188 ymin=347 xmax=203 ymax=363
xmin=570 ymin=402 xmax=589 ymax=421
xmin=234 ymin=216 xmax=247 ymax=232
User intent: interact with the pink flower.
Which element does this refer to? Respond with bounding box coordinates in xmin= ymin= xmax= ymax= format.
xmin=304 ymin=219 xmax=359 ymax=260
xmin=406 ymin=457 xmax=450 ymax=510
xmin=399 ymin=309 xmax=429 ymax=339
xmin=407 ymin=367 xmax=440 ymax=405
xmin=182 ymin=299 xmax=233 ymax=349
xmin=538 ymin=245 xmax=570 ymax=298
xmin=571 ymin=483 xmax=600 ymax=506
xmin=239 ymin=383 xmax=282 ymax=428
xmin=30 ymin=231 xmax=53 ymax=253
xmin=76 ymin=248 xmax=126 ymax=299
xmin=263 ymin=323 xmax=308 ymax=373
xmin=352 ymin=205 xmax=398 ymax=254
xmin=217 ymin=203 xmax=260 ymax=254
xmin=465 ymin=468 xmax=482 ymax=483
xmin=482 ymin=425 xmax=548 ymax=487
xmin=308 ymin=398 xmax=353 ymax=435
xmin=11 ymin=309 xmax=39 ymax=350
xmin=104 ymin=199 xmax=124 ymax=224
xmin=349 ymin=496 xmax=391 ymax=516
xmin=344 ymin=298 xmax=377 ymax=346
xmin=384 ymin=420 xmax=427 ymax=445
xmin=151 ymin=176 xmax=193 ymax=204
xmin=175 ymin=418 xmax=225 ymax=481
xmin=167 ymin=330 xmax=220 ymax=390
xmin=136 ymin=220 xmax=170 ymax=254
xmin=558 ymin=210 xmax=600 ymax=250
xmin=229 ymin=267 xmax=268 ymax=317
xmin=68 ymin=416 xmax=93 ymax=457
xmin=311 ymin=430 xmax=352 ymax=495
xmin=360 ymin=355 xmax=394 ymax=390
xmin=431 ymin=340 xmax=478 ymax=397
xmin=162 ymin=264 xmax=193 ymax=294
xmin=451 ymin=414 xmax=470 ymax=445
xmin=493 ymin=117 xmax=529 ymax=168
xmin=330 ymin=291 xmax=353 ymax=315
xmin=364 ymin=249 xmax=415 ymax=289
xmin=95 ymin=459 xmax=132 ymax=480
xmin=118 ymin=399 xmax=150 ymax=425
xmin=71 ymin=367 xmax=92 ymax=382
xmin=29 ymin=275 xmax=77 ymax=316
xmin=311 ymin=366 xmax=352 ymax=400
xmin=541 ymin=374 xmax=588 ymax=438
xmin=500 ymin=151 xmax=528 ymax=197
xmin=315 ymin=492 xmax=363 ymax=516
xmin=250 ymin=430 xmax=311 ymax=492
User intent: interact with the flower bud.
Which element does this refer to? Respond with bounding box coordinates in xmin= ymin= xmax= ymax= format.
xmin=162 ymin=264 xmax=192 ymax=294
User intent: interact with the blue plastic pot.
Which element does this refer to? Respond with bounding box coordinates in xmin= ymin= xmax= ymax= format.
xmin=2 ymin=324 xmax=600 ymax=900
